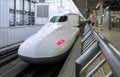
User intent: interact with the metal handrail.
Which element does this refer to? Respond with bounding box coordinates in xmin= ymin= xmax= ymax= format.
xmin=76 ymin=23 xmax=120 ymax=77
xmin=76 ymin=41 xmax=101 ymax=77
xmin=93 ymin=30 xmax=120 ymax=77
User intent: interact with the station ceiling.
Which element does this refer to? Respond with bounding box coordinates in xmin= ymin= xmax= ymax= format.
xmin=73 ymin=0 xmax=120 ymax=18
xmin=31 ymin=0 xmax=120 ymax=18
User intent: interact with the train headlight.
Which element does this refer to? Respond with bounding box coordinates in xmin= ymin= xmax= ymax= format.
xmin=57 ymin=39 xmax=65 ymax=46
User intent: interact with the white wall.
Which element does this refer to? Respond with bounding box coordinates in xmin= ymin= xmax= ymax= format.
xmin=0 ymin=26 xmax=43 ymax=48
xmin=0 ymin=0 xmax=44 ymax=48
xmin=49 ymin=4 xmax=65 ymax=17
xmin=0 ymin=0 xmax=9 ymax=28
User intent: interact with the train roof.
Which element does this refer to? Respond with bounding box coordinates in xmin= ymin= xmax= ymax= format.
xmin=51 ymin=13 xmax=80 ymax=17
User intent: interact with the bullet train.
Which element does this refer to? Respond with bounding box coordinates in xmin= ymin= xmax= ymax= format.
xmin=18 ymin=13 xmax=80 ymax=64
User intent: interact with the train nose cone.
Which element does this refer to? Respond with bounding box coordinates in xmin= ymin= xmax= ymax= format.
xmin=18 ymin=35 xmax=38 ymax=58
xmin=18 ymin=43 xmax=35 ymax=58
xmin=18 ymin=38 xmax=56 ymax=64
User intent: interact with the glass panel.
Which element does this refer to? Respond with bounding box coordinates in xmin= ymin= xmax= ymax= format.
xmin=24 ymin=0 xmax=29 ymax=12
xmin=16 ymin=0 xmax=23 ymax=10
xmin=24 ymin=0 xmax=30 ymax=25
xmin=43 ymin=5 xmax=49 ymax=17
xmin=9 ymin=13 xmax=14 ymax=26
xmin=58 ymin=16 xmax=67 ymax=22
xmin=9 ymin=0 xmax=14 ymax=9
xmin=24 ymin=13 xmax=29 ymax=25
xmin=31 ymin=2 xmax=35 ymax=12
xmin=16 ymin=13 xmax=22 ymax=25
xmin=30 ymin=2 xmax=35 ymax=25
xmin=55 ymin=16 xmax=61 ymax=22
xmin=49 ymin=16 xmax=67 ymax=22
xmin=49 ymin=16 xmax=56 ymax=22
xmin=16 ymin=0 xmax=23 ymax=25
xmin=37 ymin=5 xmax=42 ymax=17
xmin=9 ymin=0 xmax=15 ymax=26
xmin=37 ymin=5 xmax=48 ymax=18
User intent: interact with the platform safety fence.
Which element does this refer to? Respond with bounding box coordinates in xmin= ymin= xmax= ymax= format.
xmin=76 ymin=23 xmax=120 ymax=77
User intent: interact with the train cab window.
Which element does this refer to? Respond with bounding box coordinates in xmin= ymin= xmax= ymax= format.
xmin=49 ymin=16 xmax=55 ymax=22
xmin=49 ymin=16 xmax=59 ymax=22
xmin=58 ymin=16 xmax=67 ymax=22
xmin=55 ymin=16 xmax=61 ymax=22
xmin=49 ymin=16 xmax=67 ymax=23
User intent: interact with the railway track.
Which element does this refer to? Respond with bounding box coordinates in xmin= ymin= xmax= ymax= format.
xmin=16 ymin=62 xmax=64 ymax=77
xmin=0 ymin=43 xmax=20 ymax=67
xmin=0 ymin=44 xmax=29 ymax=77
xmin=0 ymin=48 xmax=18 ymax=66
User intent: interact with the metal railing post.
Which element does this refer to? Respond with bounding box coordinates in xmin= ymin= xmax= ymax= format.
xmin=75 ymin=41 xmax=101 ymax=77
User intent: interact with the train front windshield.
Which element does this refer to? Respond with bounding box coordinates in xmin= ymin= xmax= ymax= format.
xmin=49 ymin=16 xmax=67 ymax=23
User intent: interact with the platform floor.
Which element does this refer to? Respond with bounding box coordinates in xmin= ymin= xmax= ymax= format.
xmin=95 ymin=27 xmax=120 ymax=51
xmin=58 ymin=27 xmax=120 ymax=77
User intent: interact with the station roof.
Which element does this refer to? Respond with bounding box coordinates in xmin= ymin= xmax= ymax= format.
xmin=31 ymin=0 xmax=120 ymax=18
xmin=73 ymin=0 xmax=120 ymax=18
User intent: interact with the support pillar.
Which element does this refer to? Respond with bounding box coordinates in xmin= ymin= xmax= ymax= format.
xmin=99 ymin=1 xmax=103 ymax=25
xmin=104 ymin=9 xmax=111 ymax=30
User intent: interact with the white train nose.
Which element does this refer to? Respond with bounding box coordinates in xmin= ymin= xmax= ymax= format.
xmin=18 ymin=39 xmax=66 ymax=64
xmin=18 ymin=42 xmax=36 ymax=58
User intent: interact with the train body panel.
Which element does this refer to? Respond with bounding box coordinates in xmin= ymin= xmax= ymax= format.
xmin=18 ymin=13 xmax=80 ymax=64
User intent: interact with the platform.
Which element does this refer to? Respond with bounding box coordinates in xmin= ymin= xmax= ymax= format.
xmin=58 ymin=26 xmax=120 ymax=77
xmin=94 ymin=27 xmax=120 ymax=51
